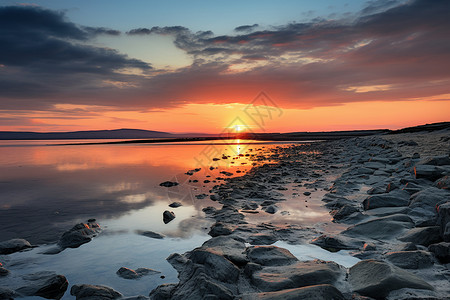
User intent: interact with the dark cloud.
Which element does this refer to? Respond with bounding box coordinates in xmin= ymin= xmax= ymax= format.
xmin=234 ymin=24 xmax=259 ymax=32
xmin=83 ymin=26 xmax=121 ymax=36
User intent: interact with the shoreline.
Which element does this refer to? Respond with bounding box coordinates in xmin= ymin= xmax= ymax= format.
xmin=1 ymin=129 xmax=449 ymax=299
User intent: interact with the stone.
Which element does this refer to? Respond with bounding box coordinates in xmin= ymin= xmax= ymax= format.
xmin=162 ymin=211 xmax=175 ymax=224
xmin=363 ymin=191 xmax=410 ymax=210
xmin=16 ymin=271 xmax=68 ymax=299
xmin=159 ymin=181 xmax=179 ymax=187
xmin=303 ymin=191 xmax=311 ymax=196
xmin=0 ymin=287 xmax=17 ymax=299
xmin=0 ymin=238 xmax=32 ymax=254
xmin=409 ymin=187 xmax=449 ymax=211
xmin=168 ymin=202 xmax=182 ymax=208
xmin=264 ymin=205 xmax=277 ymax=214
xmin=311 ymin=234 xmax=363 ymax=252
xmin=117 ymin=267 xmax=160 ymax=279
xmin=249 ymin=233 xmax=277 ymax=245
xmin=201 ymin=236 xmax=248 ymax=265
xmin=331 ymin=205 xmax=359 ymax=221
xmin=241 ymin=284 xmax=345 ymax=300
xmin=139 ymin=230 xmax=165 ymax=239
xmin=249 ymin=260 xmax=344 ymax=292
xmin=437 ymin=201 xmax=450 ymax=241
xmin=209 ymin=222 xmax=234 ymax=237
xmin=70 ymin=284 xmax=122 ymax=300
xmin=342 ymin=214 xmax=414 ymax=240
xmin=428 ymin=242 xmax=450 ymax=263
xmin=435 ymin=176 xmax=450 ymax=189
xmin=58 ymin=221 xmax=100 ymax=249
xmin=414 ymin=165 xmax=446 ymax=181
xmin=149 ymin=284 xmax=177 ymax=300
xmin=169 ymin=273 xmax=233 ymax=300
xmin=349 ymin=260 xmax=433 ymax=299
xmin=0 ymin=266 xmax=10 ymax=276
xmin=246 ymin=246 xmax=298 ymax=266
xmin=398 ymin=226 xmax=442 ymax=246
xmin=421 ymin=156 xmax=450 ymax=166
xmin=385 ymin=250 xmax=434 ymax=269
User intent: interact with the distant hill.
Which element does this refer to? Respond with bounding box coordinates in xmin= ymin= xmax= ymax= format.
xmin=0 ymin=129 xmax=176 ymax=140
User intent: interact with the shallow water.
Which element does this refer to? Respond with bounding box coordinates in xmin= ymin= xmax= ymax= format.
xmin=0 ymin=139 xmax=340 ymax=298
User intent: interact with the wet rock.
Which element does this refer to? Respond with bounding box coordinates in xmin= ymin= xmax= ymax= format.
xmin=402 ymin=182 xmax=423 ymax=194
xmin=209 ymin=222 xmax=234 ymax=237
xmin=249 ymin=233 xmax=277 ymax=245
xmin=159 ymin=181 xmax=179 ymax=187
xmin=409 ymin=187 xmax=449 ymax=211
xmin=363 ymin=191 xmax=410 ymax=210
xmin=362 ymin=242 xmax=377 ymax=251
xmin=414 ymin=165 xmax=446 ymax=181
xmin=435 ymin=175 xmax=450 ymax=189
xmin=162 ymin=211 xmax=175 ymax=224
xmin=311 ymin=234 xmax=363 ymax=252
xmin=0 ymin=266 xmax=10 ymax=276
xmin=437 ymin=201 xmax=450 ymax=241
xmin=70 ymin=284 xmax=122 ymax=300
xmin=428 ymin=242 xmax=450 ymax=263
xmin=188 ymin=248 xmax=240 ymax=283
xmin=343 ymin=214 xmax=414 ymax=240
xmin=385 ymin=250 xmax=434 ymax=269
xmin=149 ymin=283 xmax=177 ymax=300
xmin=303 ymin=191 xmax=311 ymax=196
xmin=264 ymin=205 xmax=277 ymax=214
xmin=349 ymin=259 xmax=433 ymax=299
xmin=398 ymin=226 xmax=441 ymax=246
xmin=210 ymin=194 xmax=219 ymax=201
xmin=170 ymin=273 xmax=233 ymax=300
xmin=246 ymin=246 xmax=298 ymax=266
xmin=123 ymin=296 xmax=149 ymax=300
xmin=0 ymin=287 xmax=17 ymax=299
xmin=0 ymin=238 xmax=32 ymax=254
xmin=241 ymin=284 xmax=345 ymax=300
xmin=58 ymin=221 xmax=100 ymax=249
xmin=421 ymin=156 xmax=450 ymax=166
xmin=139 ymin=230 xmax=165 ymax=239
xmin=201 ymin=236 xmax=248 ymax=265
xmin=117 ymin=267 xmax=160 ymax=279
xmin=249 ymin=259 xmax=344 ymax=292
xmin=17 ymin=271 xmax=68 ymax=299
xmin=168 ymin=202 xmax=182 ymax=208
xmin=331 ymin=205 xmax=359 ymax=221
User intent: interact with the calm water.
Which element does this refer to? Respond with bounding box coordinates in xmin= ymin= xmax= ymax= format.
xmin=0 ymin=139 xmax=342 ymax=298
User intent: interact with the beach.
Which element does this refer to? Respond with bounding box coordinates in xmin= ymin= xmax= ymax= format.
xmin=1 ymin=129 xmax=450 ymax=299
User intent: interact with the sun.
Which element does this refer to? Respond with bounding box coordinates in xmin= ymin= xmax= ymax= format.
xmin=234 ymin=124 xmax=244 ymax=132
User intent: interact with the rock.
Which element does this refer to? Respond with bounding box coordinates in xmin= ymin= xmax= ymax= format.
xmin=0 ymin=266 xmax=10 ymax=276
xmin=168 ymin=202 xmax=182 ymax=208
xmin=402 ymin=182 xmax=423 ymax=194
xmin=139 ymin=230 xmax=165 ymax=239
xmin=149 ymin=283 xmax=176 ymax=300
xmin=16 ymin=271 xmax=68 ymax=299
xmin=162 ymin=211 xmax=175 ymax=224
xmin=249 ymin=233 xmax=277 ymax=245
xmin=398 ymin=226 xmax=442 ymax=246
xmin=209 ymin=222 xmax=234 ymax=237
xmin=412 ymin=152 xmax=421 ymax=159
xmin=331 ymin=205 xmax=359 ymax=221
xmin=362 ymin=242 xmax=377 ymax=251
xmin=247 ymin=246 xmax=299 ymax=267
xmin=201 ymin=236 xmax=248 ymax=265
xmin=0 ymin=287 xmax=17 ymax=299
xmin=362 ymin=191 xmax=410 ymax=210
xmin=414 ymin=165 xmax=446 ymax=181
xmin=0 ymin=238 xmax=32 ymax=254
xmin=385 ymin=250 xmax=434 ymax=269
xmin=70 ymin=284 xmax=122 ymax=300
xmin=428 ymin=242 xmax=450 ymax=263
xmin=249 ymin=260 xmax=344 ymax=292
xmin=159 ymin=181 xmax=179 ymax=187
xmin=357 ymin=167 xmax=375 ymax=175
xmin=421 ymin=156 xmax=450 ymax=166
xmin=343 ymin=214 xmax=414 ymax=240
xmin=437 ymin=201 xmax=450 ymax=241
xmin=58 ymin=221 xmax=100 ymax=249
xmin=311 ymin=234 xmax=363 ymax=252
xmin=409 ymin=187 xmax=449 ymax=211
xmin=169 ymin=273 xmax=233 ymax=300
xmin=123 ymin=296 xmax=149 ymax=300
xmin=349 ymin=259 xmax=433 ymax=299
xmin=241 ymin=284 xmax=345 ymax=300
xmin=435 ymin=175 xmax=450 ymax=189
xmin=264 ymin=205 xmax=277 ymax=214
xmin=303 ymin=191 xmax=311 ymax=196
xmin=117 ymin=267 xmax=160 ymax=279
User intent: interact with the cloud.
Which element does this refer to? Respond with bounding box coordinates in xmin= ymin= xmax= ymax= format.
xmin=234 ymin=24 xmax=259 ymax=32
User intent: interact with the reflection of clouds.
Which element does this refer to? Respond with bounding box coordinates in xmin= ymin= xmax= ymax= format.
xmin=56 ymin=163 xmax=90 ymax=171
xmin=164 ymin=216 xmax=213 ymax=239
xmin=119 ymin=193 xmax=148 ymax=204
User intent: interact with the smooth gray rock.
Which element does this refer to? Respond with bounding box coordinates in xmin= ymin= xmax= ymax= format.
xmin=249 ymin=260 xmax=344 ymax=292
xmin=421 ymin=156 xmax=450 ymax=166
xmin=332 ymin=205 xmax=359 ymax=221
xmin=70 ymin=284 xmax=122 ymax=300
xmin=264 ymin=205 xmax=277 ymax=214
xmin=168 ymin=202 xmax=182 ymax=208
xmin=241 ymin=284 xmax=345 ymax=300
xmin=385 ymin=250 xmax=434 ymax=269
xmin=162 ymin=211 xmax=175 ymax=224
xmin=311 ymin=234 xmax=363 ymax=252
xmin=0 ymin=287 xmax=17 ymax=299
xmin=249 ymin=233 xmax=277 ymax=245
xmin=209 ymin=222 xmax=234 ymax=237
xmin=139 ymin=231 xmax=165 ymax=239
xmin=169 ymin=273 xmax=233 ymax=300
xmin=246 ymin=246 xmax=298 ymax=266
xmin=363 ymin=191 xmax=410 ymax=210
xmin=437 ymin=201 xmax=450 ymax=241
xmin=0 ymin=266 xmax=10 ymax=276
xmin=398 ymin=226 xmax=442 ymax=246
xmin=16 ymin=271 xmax=68 ymax=299
xmin=349 ymin=260 xmax=433 ymax=299
xmin=0 ymin=238 xmax=32 ymax=254
xmin=428 ymin=242 xmax=450 ymax=263
xmin=409 ymin=187 xmax=449 ymax=211
xmin=117 ymin=267 xmax=160 ymax=279
xmin=58 ymin=222 xmax=100 ymax=249
xmin=414 ymin=165 xmax=446 ymax=181
xmin=201 ymin=236 xmax=247 ymax=265
xmin=343 ymin=214 xmax=414 ymax=240
xmin=435 ymin=175 xmax=450 ymax=190
xmin=149 ymin=283 xmax=177 ymax=300
xmin=159 ymin=181 xmax=179 ymax=187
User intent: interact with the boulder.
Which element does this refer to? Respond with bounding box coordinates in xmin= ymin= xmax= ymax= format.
xmin=437 ymin=201 xmax=450 ymax=241
xmin=249 ymin=260 xmax=344 ymax=292
xmin=0 ymin=238 xmax=32 ymax=254
xmin=241 ymin=284 xmax=345 ymax=300
xmin=58 ymin=221 xmax=100 ymax=249
xmin=169 ymin=273 xmax=233 ymax=300
xmin=0 ymin=266 xmax=10 ymax=276
xmin=117 ymin=267 xmax=160 ymax=279
xmin=409 ymin=187 xmax=449 ymax=211
xmin=149 ymin=283 xmax=177 ymax=300
xmin=209 ymin=222 xmax=234 ymax=237
xmin=16 ymin=271 xmax=68 ymax=299
xmin=363 ymin=191 xmax=410 ymax=210
xmin=264 ymin=205 xmax=277 ymax=214
xmin=385 ymin=250 xmax=434 ymax=269
xmin=435 ymin=176 xmax=450 ymax=189
xmin=421 ymin=156 xmax=450 ymax=166
xmin=139 ymin=231 xmax=165 ymax=239
xmin=331 ymin=205 xmax=359 ymax=221
xmin=428 ymin=242 xmax=450 ymax=263
xmin=398 ymin=226 xmax=442 ymax=246
xmin=162 ymin=211 xmax=175 ymax=224
xmin=246 ymin=246 xmax=298 ymax=266
xmin=159 ymin=181 xmax=179 ymax=187
xmin=414 ymin=165 xmax=446 ymax=181
xmin=168 ymin=202 xmax=182 ymax=208
xmin=249 ymin=233 xmax=277 ymax=245
xmin=349 ymin=260 xmax=433 ymax=299
xmin=311 ymin=234 xmax=363 ymax=252
xmin=201 ymin=236 xmax=248 ymax=265
xmin=342 ymin=214 xmax=414 ymax=240
xmin=70 ymin=284 xmax=122 ymax=300
xmin=0 ymin=287 xmax=17 ymax=299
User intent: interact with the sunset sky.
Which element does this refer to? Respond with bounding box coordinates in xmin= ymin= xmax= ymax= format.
xmin=0 ymin=0 xmax=449 ymax=133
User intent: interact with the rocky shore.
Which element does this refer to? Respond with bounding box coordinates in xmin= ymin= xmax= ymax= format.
xmin=1 ymin=129 xmax=450 ymax=299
